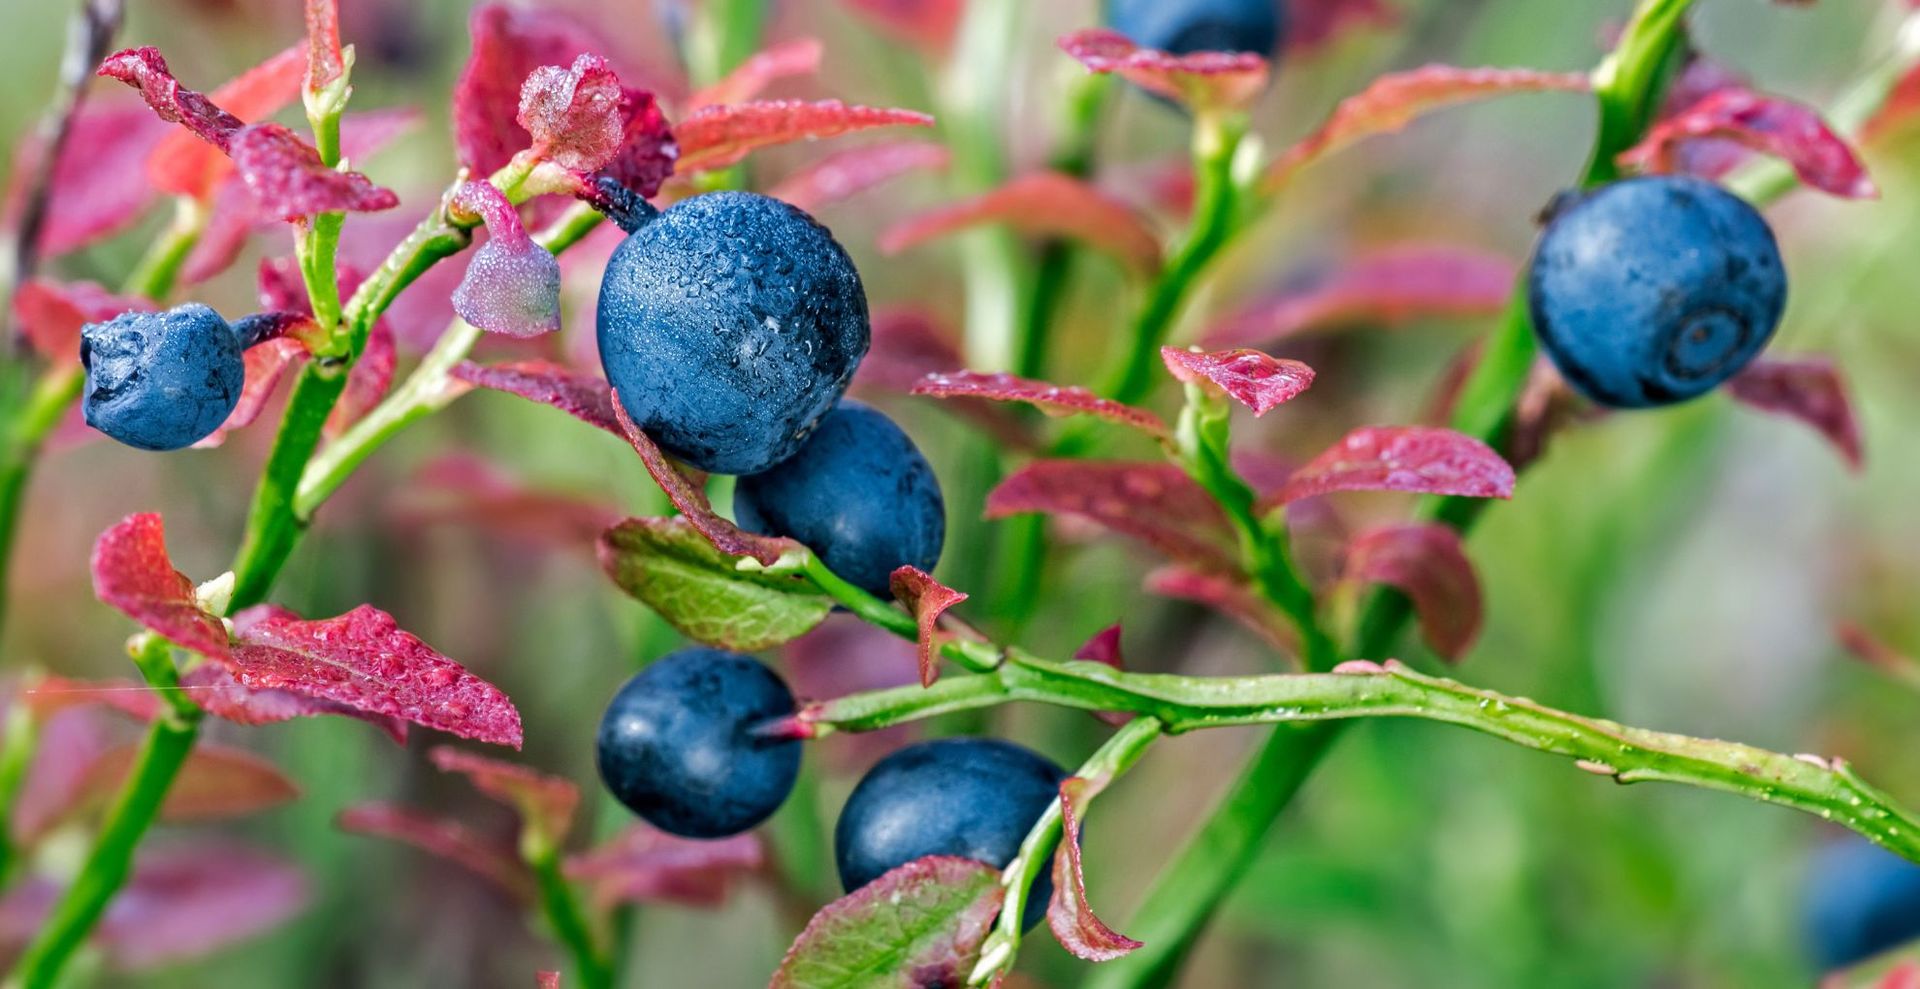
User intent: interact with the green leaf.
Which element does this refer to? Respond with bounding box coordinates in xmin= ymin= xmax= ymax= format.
xmin=772 ymin=856 xmax=1005 ymax=989
xmin=597 ymin=517 xmax=831 ymax=651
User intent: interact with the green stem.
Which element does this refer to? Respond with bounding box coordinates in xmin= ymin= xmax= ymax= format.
xmin=0 ymin=690 xmax=39 ymax=890
xmin=969 ymin=716 xmax=1165 ymax=986
xmin=6 ymin=637 xmax=202 ymax=989
xmin=529 ymin=840 xmax=613 ymax=989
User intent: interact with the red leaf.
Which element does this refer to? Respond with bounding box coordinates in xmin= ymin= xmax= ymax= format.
xmin=1048 ymin=776 xmax=1141 ymax=961
xmin=10 ymin=708 xmax=113 ymax=844
xmin=889 ymin=567 xmax=967 ymax=687
xmin=1726 ymin=357 xmax=1864 ymax=470
xmin=1059 ymin=29 xmax=1269 ymax=114
xmin=518 ymin=54 xmax=629 ymax=173
xmin=1261 ymin=426 xmax=1516 ymax=507
xmin=449 ymin=182 xmax=560 ymax=337
xmin=537 ymin=973 xmax=560 ymax=989
xmin=690 ymin=38 xmax=824 ymax=109
xmin=1073 ymin=625 xmax=1125 ymax=669
xmin=11 ymin=279 xmax=153 ymax=364
xmin=134 ymin=45 xmax=306 ymax=199
xmin=771 ymin=856 xmax=1004 ymax=989
xmin=837 ymin=0 xmax=963 ymax=51
xmin=305 ymin=0 xmax=344 ymax=94
xmin=452 ymin=359 xmax=617 ymax=433
xmin=429 ymin=746 xmax=579 ymax=844
xmin=391 ymin=455 xmax=620 ymax=551
xmin=1265 ymin=65 xmax=1590 ymax=190
xmin=611 ymin=396 xmax=801 ymax=567
xmin=99 ymin=46 xmax=245 ymax=151
xmin=90 ymin=514 xmax=230 ymax=660
xmin=1160 ymin=346 xmax=1315 ymax=415
xmin=194 ymin=337 xmax=308 ymax=449
xmin=881 ymin=172 xmax=1161 ymax=275
xmin=178 ymin=663 xmax=409 ymax=744
xmin=230 ymin=123 xmax=399 ymax=221
xmin=81 ymin=743 xmax=299 ymax=824
xmin=0 ymin=843 xmax=307 ymax=970
xmin=327 ymin=320 xmax=396 ymax=438
xmin=987 ymin=461 xmax=1239 ymax=573
xmin=1144 ymin=567 xmax=1297 ymax=653
xmin=1344 ymin=524 xmax=1482 ymax=661
xmin=337 ymin=803 xmax=533 ymax=900
xmin=1289 ymin=0 xmax=1399 ymax=54
xmin=17 ymin=103 xmax=169 ymax=255
xmin=564 ymin=824 xmax=765 ymax=910
xmin=1202 ymin=245 xmax=1518 ymax=346
xmin=1836 ymin=623 xmax=1917 ymax=680
xmin=674 ymin=100 xmax=934 ymax=176
xmin=230 ymin=605 xmax=523 ymax=748
xmin=769 ymin=141 xmax=952 ymax=213
xmin=912 ymin=371 xmax=1171 ymax=442
xmin=853 ymin=312 xmax=1033 ymax=449
xmin=1620 ymin=88 xmax=1875 ymax=199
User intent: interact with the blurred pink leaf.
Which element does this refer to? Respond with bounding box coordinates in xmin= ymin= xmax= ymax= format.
xmin=449 ymin=182 xmax=560 ymax=337
xmin=1161 ymin=346 xmax=1315 ymax=415
xmin=912 ymin=371 xmax=1171 ymax=442
xmin=1621 ymin=88 xmax=1875 ymax=199
xmin=690 ymin=38 xmax=823 ymax=110
xmin=10 ymin=279 xmax=152 ymax=364
xmin=429 ymin=745 xmax=579 ymax=845
xmin=1260 ymin=426 xmax=1516 ymax=507
xmin=1144 ymin=566 xmax=1297 ymax=653
xmin=90 ymin=514 xmax=230 ymax=660
xmin=853 ymin=312 xmax=1033 ymax=449
xmin=337 ymin=803 xmax=533 ymax=900
xmin=178 ymin=664 xmax=408 ymax=744
xmin=10 ymin=103 xmax=168 ymax=256
xmin=328 ymin=320 xmax=397 ymax=438
xmin=392 ymin=455 xmax=619 ymax=551
xmin=81 ymin=743 xmax=300 ymax=824
xmin=772 ymin=856 xmax=1003 ymax=989
xmin=537 ymin=973 xmax=560 ymax=989
xmin=987 ymin=461 xmax=1239 ymax=573
xmin=1202 ymin=245 xmax=1517 ymax=346
xmin=1265 ymin=65 xmax=1589 ymax=190
xmin=230 ymin=605 xmax=523 ymax=748
xmin=836 ymin=0 xmax=963 ymax=51
xmin=889 ymin=566 xmax=967 ymax=687
xmin=565 ymin=824 xmax=765 ymax=910
xmin=10 ymin=708 xmax=113 ymax=845
xmin=768 ymin=141 xmax=951 ymax=213
xmin=1726 ymin=356 xmax=1864 ymax=470
xmin=1344 ymin=523 xmax=1481 ymax=661
xmin=674 ymin=100 xmax=934 ymax=176
xmin=1289 ymin=0 xmax=1399 ymax=54
xmin=304 ymin=0 xmax=343 ymax=94
xmin=1059 ymin=29 xmax=1269 ymax=114
xmin=1048 ymin=776 xmax=1141 ymax=961
xmin=132 ymin=45 xmax=304 ymax=200
xmin=1836 ymin=623 xmax=1918 ymax=680
xmin=882 ymin=172 xmax=1161 ymax=275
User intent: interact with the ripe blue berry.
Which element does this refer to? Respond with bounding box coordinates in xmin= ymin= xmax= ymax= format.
xmin=1107 ymin=0 xmax=1286 ymax=56
xmin=733 ymin=400 xmax=945 ymax=598
xmin=79 ymin=303 xmax=245 ymax=451
xmin=595 ymin=648 xmax=802 ymax=839
xmin=1527 ymin=175 xmax=1787 ymax=408
xmin=1803 ymin=837 xmax=1920 ymax=970
xmin=835 ymin=737 xmax=1066 ymax=930
xmin=596 ymin=191 xmax=870 ymax=476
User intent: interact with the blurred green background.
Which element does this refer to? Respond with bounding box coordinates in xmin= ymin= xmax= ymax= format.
xmin=4 ymin=0 xmax=1920 ymax=986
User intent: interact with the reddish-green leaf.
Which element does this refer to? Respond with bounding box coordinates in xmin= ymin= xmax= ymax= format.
xmin=912 ymin=371 xmax=1171 ymax=442
xmin=90 ymin=514 xmax=229 ymax=660
xmin=304 ymin=0 xmax=343 ymax=94
xmin=1621 ymin=88 xmax=1875 ymax=199
xmin=771 ymin=856 xmax=1004 ymax=989
xmin=452 ymin=359 xmax=617 ymax=433
xmin=11 ymin=279 xmax=152 ymax=364
xmin=674 ymin=100 xmax=934 ymax=176
xmin=80 ymin=744 xmax=299 ymax=824
xmin=133 ymin=45 xmax=305 ymax=199
xmin=1161 ymin=347 xmax=1315 ymax=415
xmin=429 ymin=746 xmax=579 ymax=846
xmin=889 ymin=567 xmax=967 ymax=687
xmin=1291 ymin=0 xmax=1399 ymax=53
xmin=1265 ymin=65 xmax=1590 ymax=190
xmin=689 ymin=38 xmax=823 ymax=109
xmin=337 ymin=803 xmax=533 ymax=900
xmin=1344 ymin=524 xmax=1482 ymax=661
xmin=768 ymin=141 xmax=951 ymax=213
xmin=178 ymin=664 xmax=408 ymax=744
xmin=1048 ymin=776 xmax=1141 ymax=961
xmin=1260 ymin=426 xmax=1516 ymax=508
xmin=987 ymin=462 xmax=1238 ymax=573
xmin=598 ymin=517 xmax=831 ymax=651
xmin=564 ymin=824 xmax=765 ymax=910
xmin=837 ymin=0 xmax=962 ymax=51
xmin=1059 ymin=29 xmax=1268 ymax=114
xmin=610 ymin=397 xmax=799 ymax=566
xmin=1144 ymin=567 xmax=1297 ymax=654
xmin=881 ymin=172 xmax=1161 ymax=276
xmin=1726 ymin=356 xmax=1864 ymax=470
xmin=1202 ymin=245 xmax=1517 ymax=346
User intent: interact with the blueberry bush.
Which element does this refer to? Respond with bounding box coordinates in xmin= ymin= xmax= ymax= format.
xmin=3 ymin=0 xmax=1920 ymax=986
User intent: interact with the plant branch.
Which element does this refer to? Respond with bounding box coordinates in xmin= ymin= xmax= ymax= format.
xmin=527 ymin=836 xmax=613 ymax=989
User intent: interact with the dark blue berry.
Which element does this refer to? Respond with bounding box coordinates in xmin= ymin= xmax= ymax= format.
xmin=596 ymin=191 xmax=870 ymax=476
xmin=79 ymin=303 xmax=245 ymax=451
xmin=835 ymin=737 xmax=1066 ymax=931
xmin=733 ymin=400 xmax=945 ymax=598
xmin=1527 ymin=175 xmax=1786 ymax=409
xmin=1803 ymin=837 xmax=1920 ymax=971
xmin=1107 ymin=0 xmax=1285 ymax=56
xmin=595 ymin=648 xmax=802 ymax=839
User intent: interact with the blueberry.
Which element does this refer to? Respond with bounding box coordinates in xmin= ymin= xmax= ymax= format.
xmin=595 ymin=648 xmax=803 ymax=839
xmin=1106 ymin=0 xmax=1286 ymax=56
xmin=835 ymin=737 xmax=1066 ymax=930
xmin=1527 ymin=175 xmax=1787 ymax=409
xmin=79 ymin=303 xmax=245 ymax=451
xmin=596 ymin=191 xmax=871 ymax=475
xmin=733 ymin=400 xmax=945 ymax=598
xmin=1803 ymin=837 xmax=1920 ymax=971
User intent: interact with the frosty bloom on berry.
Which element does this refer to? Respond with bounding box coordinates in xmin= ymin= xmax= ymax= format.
xmin=80 ymin=303 xmax=246 ymax=451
